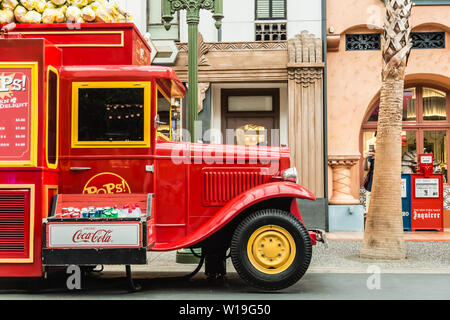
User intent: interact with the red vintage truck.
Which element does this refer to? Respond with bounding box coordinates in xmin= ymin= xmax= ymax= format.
xmin=0 ymin=22 xmax=325 ymax=291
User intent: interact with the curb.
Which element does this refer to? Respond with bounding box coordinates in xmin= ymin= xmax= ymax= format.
xmin=308 ymin=267 xmax=450 ymax=274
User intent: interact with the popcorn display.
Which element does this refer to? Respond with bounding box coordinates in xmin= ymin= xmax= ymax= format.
xmin=0 ymin=7 xmax=13 ymax=23
xmin=0 ymin=0 xmax=132 ymax=24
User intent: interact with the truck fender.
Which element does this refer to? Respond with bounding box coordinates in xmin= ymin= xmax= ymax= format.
xmin=152 ymin=182 xmax=315 ymax=251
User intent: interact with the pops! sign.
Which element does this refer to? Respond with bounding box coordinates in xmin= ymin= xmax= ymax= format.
xmin=83 ymin=172 xmax=132 ymax=194
xmin=0 ymin=64 xmax=36 ymax=166
xmin=0 ymin=74 xmax=27 ymax=93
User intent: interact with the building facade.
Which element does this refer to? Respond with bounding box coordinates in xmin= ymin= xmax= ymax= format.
xmin=326 ymin=0 xmax=450 ymax=230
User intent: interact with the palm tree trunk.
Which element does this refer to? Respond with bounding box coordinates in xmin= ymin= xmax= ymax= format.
xmin=360 ymin=0 xmax=413 ymax=260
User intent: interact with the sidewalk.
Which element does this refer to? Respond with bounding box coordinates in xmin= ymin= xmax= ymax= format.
xmin=326 ymin=230 xmax=450 ymax=242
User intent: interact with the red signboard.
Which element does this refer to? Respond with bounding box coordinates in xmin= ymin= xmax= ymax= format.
xmin=0 ymin=63 xmax=37 ymax=167
xmin=411 ymin=173 xmax=444 ymax=231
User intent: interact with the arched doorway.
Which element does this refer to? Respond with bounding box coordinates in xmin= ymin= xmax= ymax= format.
xmin=360 ymin=84 xmax=450 ymax=186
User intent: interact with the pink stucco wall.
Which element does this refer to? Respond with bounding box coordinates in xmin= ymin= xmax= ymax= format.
xmin=326 ymin=0 xmax=450 ymax=197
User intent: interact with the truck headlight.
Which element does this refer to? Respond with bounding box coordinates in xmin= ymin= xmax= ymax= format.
xmin=282 ymin=167 xmax=298 ymax=183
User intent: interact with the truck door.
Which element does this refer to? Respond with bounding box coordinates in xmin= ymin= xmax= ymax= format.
xmin=59 ymin=81 xmax=155 ymax=196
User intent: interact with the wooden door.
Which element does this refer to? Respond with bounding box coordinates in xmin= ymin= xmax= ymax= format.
xmin=221 ymin=89 xmax=280 ymax=146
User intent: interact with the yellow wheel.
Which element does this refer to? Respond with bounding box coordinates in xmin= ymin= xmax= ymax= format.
xmin=231 ymin=209 xmax=312 ymax=291
xmin=247 ymin=225 xmax=296 ymax=274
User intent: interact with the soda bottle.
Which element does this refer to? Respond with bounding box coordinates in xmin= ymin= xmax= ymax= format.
xmin=88 ymin=206 xmax=96 ymax=219
xmin=95 ymin=207 xmax=103 ymax=219
xmin=103 ymin=207 xmax=113 ymax=219
xmin=62 ymin=212 xmax=72 ymax=219
xmin=119 ymin=204 xmax=131 ymax=218
xmin=71 ymin=208 xmax=81 ymax=219
xmin=62 ymin=208 xmax=71 ymax=219
xmin=81 ymin=208 xmax=89 ymax=218
xmin=111 ymin=205 xmax=119 ymax=218
xmin=60 ymin=208 xmax=68 ymax=219
xmin=134 ymin=204 xmax=142 ymax=217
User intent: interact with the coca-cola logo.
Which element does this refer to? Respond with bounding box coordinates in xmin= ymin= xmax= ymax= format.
xmin=72 ymin=229 xmax=113 ymax=244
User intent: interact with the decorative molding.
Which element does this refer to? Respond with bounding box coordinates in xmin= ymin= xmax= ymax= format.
xmin=255 ymin=22 xmax=287 ymax=41
xmin=328 ymin=155 xmax=361 ymax=205
xmin=198 ymin=32 xmax=210 ymax=65
xmin=173 ymin=68 xmax=289 ymax=83
xmin=327 ymin=34 xmax=341 ymax=52
xmin=168 ymin=0 xmax=215 ymax=24
xmin=326 ymin=31 xmax=445 ymax=53
xmin=287 ymin=68 xmax=323 ymax=85
xmin=198 ymin=82 xmax=210 ymax=113
xmin=412 ymin=31 xmax=445 ymax=49
xmin=345 ymin=33 xmax=381 ymax=51
xmin=287 ymin=31 xmax=324 ymax=83
xmin=380 ymin=0 xmax=450 ymax=5
xmin=186 ymin=82 xmax=210 ymax=113
xmin=288 ymin=31 xmax=323 ymax=63
xmin=286 ymin=30 xmax=325 ymax=197
xmin=177 ymin=41 xmax=288 ymax=52
xmin=328 ymin=156 xmax=360 ymax=167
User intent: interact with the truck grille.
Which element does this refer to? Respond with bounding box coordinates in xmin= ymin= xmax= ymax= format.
xmin=0 ymin=191 xmax=27 ymax=254
xmin=202 ymin=169 xmax=266 ymax=205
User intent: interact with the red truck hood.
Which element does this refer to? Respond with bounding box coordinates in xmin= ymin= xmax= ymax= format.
xmin=155 ymin=141 xmax=291 ymax=162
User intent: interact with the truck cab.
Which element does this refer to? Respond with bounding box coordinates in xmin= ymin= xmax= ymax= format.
xmin=0 ymin=23 xmax=324 ymax=291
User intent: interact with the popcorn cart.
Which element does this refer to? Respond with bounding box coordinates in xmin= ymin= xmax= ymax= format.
xmin=0 ymin=19 xmax=325 ymax=292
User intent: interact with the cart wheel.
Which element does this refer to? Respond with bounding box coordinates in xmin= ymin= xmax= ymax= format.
xmin=230 ymin=209 xmax=312 ymax=291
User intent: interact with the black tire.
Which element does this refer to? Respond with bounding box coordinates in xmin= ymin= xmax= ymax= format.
xmin=230 ymin=209 xmax=312 ymax=291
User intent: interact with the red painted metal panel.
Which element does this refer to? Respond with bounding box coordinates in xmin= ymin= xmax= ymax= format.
xmin=152 ymin=182 xmax=315 ymax=251
xmin=0 ymin=37 xmax=59 ymax=277
xmin=153 ymin=159 xmax=186 ymax=244
xmin=411 ymin=173 xmax=444 ymax=231
xmin=202 ymin=168 xmax=267 ymax=206
xmin=5 ymin=23 xmax=151 ymax=66
xmin=0 ymin=190 xmax=28 ymax=257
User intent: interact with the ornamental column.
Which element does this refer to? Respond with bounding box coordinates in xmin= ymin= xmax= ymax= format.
xmin=287 ymin=31 xmax=325 ymax=198
xmin=328 ymin=155 xmax=360 ymax=205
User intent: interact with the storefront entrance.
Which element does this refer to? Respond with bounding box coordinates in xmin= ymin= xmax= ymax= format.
xmin=221 ymin=89 xmax=280 ymax=146
xmin=361 ymin=85 xmax=450 ymax=185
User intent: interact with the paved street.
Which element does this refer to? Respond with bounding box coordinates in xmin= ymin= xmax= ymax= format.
xmin=0 ymin=240 xmax=449 ymax=300
xmin=0 ymin=271 xmax=449 ymax=300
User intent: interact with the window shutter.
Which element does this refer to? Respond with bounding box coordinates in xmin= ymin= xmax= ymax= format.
xmin=256 ymin=0 xmax=270 ymax=19
xmin=256 ymin=0 xmax=285 ymax=20
xmin=271 ymin=0 xmax=285 ymax=19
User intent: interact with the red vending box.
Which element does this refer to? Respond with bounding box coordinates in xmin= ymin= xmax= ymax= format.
xmin=410 ymin=154 xmax=444 ymax=231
